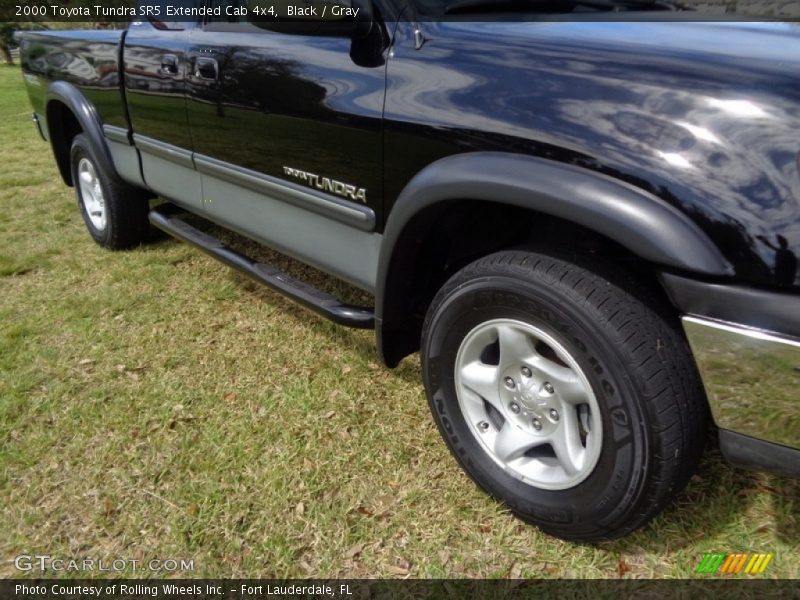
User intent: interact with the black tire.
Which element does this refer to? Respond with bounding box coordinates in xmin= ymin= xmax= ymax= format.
xmin=70 ymin=133 xmax=150 ymax=250
xmin=421 ymin=250 xmax=707 ymax=541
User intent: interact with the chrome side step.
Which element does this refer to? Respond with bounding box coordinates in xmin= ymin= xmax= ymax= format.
xmin=149 ymin=204 xmax=375 ymax=329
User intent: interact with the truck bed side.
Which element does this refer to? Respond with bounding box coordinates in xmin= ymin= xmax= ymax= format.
xmin=18 ymin=29 xmax=143 ymax=188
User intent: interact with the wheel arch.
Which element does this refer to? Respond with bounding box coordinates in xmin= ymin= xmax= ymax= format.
xmin=45 ymin=81 xmax=120 ymax=187
xmin=376 ymin=152 xmax=733 ymax=367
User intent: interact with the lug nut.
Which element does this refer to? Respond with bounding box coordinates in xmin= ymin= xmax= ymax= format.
xmin=549 ymin=408 xmax=559 ymax=421
xmin=543 ymin=382 xmax=554 ymax=394
xmin=504 ymin=377 xmax=516 ymax=390
xmin=478 ymin=421 xmax=489 ymax=432
xmin=532 ymin=418 xmax=543 ymax=431
xmin=510 ymin=402 xmax=520 ymax=414
xmin=521 ymin=366 xmax=532 ymax=378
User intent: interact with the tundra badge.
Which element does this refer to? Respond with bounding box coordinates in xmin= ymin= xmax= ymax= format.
xmin=283 ymin=166 xmax=367 ymax=203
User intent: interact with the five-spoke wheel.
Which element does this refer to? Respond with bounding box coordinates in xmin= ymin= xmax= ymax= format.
xmin=422 ymin=249 xmax=707 ymax=541
xmin=455 ymin=318 xmax=602 ymax=490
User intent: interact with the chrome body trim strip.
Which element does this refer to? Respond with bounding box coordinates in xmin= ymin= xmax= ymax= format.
xmin=682 ymin=316 xmax=800 ymax=450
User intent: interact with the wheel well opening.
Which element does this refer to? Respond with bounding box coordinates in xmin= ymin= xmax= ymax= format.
xmin=46 ymin=101 xmax=83 ymax=186
xmin=380 ymin=201 xmax=675 ymax=367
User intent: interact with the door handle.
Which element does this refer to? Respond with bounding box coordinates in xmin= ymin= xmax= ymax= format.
xmin=160 ymin=54 xmax=179 ymax=76
xmin=195 ymin=57 xmax=219 ymax=81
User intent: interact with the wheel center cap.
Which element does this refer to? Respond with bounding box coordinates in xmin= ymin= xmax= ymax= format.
xmin=519 ymin=384 xmax=545 ymax=410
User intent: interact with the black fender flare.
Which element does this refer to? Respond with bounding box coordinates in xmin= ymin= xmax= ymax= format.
xmin=44 ymin=80 xmax=121 ymax=186
xmin=375 ymin=151 xmax=733 ymax=365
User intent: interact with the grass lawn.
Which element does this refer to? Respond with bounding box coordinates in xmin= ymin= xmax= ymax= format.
xmin=0 ymin=63 xmax=798 ymax=580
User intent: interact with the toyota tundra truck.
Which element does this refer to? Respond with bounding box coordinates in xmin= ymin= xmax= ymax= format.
xmin=17 ymin=0 xmax=800 ymax=541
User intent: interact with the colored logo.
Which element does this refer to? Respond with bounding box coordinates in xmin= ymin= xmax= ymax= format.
xmin=696 ymin=553 xmax=773 ymax=575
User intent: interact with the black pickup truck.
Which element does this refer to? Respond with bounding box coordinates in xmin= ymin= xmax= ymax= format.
xmin=18 ymin=1 xmax=800 ymax=541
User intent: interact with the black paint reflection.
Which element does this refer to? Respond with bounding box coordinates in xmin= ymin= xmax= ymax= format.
xmin=186 ymin=28 xmax=388 ymax=221
xmin=21 ymin=18 xmax=800 ymax=291
xmin=385 ymin=20 xmax=800 ymax=289
xmin=20 ymin=30 xmax=128 ymax=129
xmin=124 ymin=28 xmax=194 ymax=149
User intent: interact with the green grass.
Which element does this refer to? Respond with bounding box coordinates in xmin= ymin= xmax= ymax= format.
xmin=0 ymin=63 xmax=798 ymax=580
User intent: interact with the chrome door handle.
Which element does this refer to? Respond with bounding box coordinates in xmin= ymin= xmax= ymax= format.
xmin=195 ymin=57 xmax=219 ymax=81
xmin=160 ymin=54 xmax=179 ymax=76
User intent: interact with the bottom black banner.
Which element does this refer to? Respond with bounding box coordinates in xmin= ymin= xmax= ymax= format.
xmin=1 ymin=579 xmax=797 ymax=600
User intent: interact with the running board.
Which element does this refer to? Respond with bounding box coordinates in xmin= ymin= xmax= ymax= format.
xmin=149 ymin=205 xmax=375 ymax=329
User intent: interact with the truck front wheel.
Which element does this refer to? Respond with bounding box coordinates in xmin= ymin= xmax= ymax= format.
xmin=420 ymin=250 xmax=707 ymax=541
xmin=70 ymin=133 xmax=150 ymax=250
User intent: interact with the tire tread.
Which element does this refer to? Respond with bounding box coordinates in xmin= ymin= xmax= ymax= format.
xmin=70 ymin=133 xmax=150 ymax=250
xmin=421 ymin=249 xmax=708 ymax=541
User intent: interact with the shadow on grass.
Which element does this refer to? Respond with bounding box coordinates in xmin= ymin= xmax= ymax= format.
xmin=148 ymin=227 xmax=430 ymax=393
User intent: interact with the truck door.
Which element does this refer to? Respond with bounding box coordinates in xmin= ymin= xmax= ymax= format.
xmin=184 ymin=1 xmax=390 ymax=290
xmin=125 ymin=3 xmax=203 ymax=211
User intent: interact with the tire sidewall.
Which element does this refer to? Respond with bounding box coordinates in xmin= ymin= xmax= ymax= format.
xmin=422 ymin=274 xmax=652 ymax=536
xmin=71 ymin=135 xmax=113 ymax=246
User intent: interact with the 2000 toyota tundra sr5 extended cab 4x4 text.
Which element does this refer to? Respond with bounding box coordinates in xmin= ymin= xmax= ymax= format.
xmin=19 ymin=0 xmax=800 ymax=541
